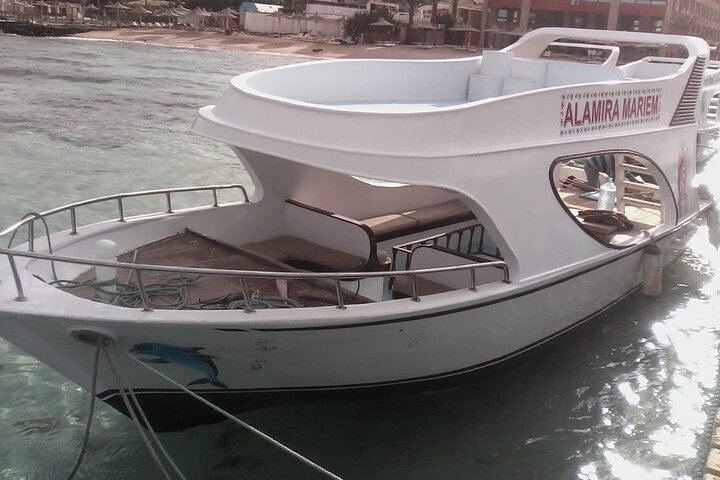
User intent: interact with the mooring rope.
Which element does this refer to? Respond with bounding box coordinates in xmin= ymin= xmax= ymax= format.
xmin=65 ymin=341 xmax=101 ymax=480
xmin=124 ymin=375 xmax=188 ymax=480
xmin=101 ymin=344 xmax=175 ymax=480
xmin=127 ymin=353 xmax=345 ymax=480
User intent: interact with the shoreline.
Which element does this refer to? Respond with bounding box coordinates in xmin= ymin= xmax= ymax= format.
xmin=71 ymin=27 xmax=482 ymax=59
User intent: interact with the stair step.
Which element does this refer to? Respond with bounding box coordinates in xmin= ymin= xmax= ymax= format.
xmin=621 ymin=180 xmax=659 ymax=192
xmin=620 ymin=196 xmax=661 ymax=209
xmin=619 ymin=163 xmax=649 ymax=174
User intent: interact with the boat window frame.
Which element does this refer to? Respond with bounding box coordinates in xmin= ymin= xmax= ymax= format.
xmin=549 ymin=149 xmax=678 ymax=250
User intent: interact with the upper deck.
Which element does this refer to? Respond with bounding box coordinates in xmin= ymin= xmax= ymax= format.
xmin=229 ymin=28 xmax=707 ymax=114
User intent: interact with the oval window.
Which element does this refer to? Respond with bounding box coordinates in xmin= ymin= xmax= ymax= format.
xmin=552 ymin=151 xmax=674 ymax=247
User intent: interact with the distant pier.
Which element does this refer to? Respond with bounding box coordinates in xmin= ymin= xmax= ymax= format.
xmin=0 ymin=20 xmax=109 ymax=37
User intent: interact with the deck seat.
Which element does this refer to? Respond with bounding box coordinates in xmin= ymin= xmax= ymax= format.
xmin=360 ymin=200 xmax=474 ymax=242
xmin=361 ymin=213 xmax=419 ymax=239
xmin=400 ymin=200 xmax=473 ymax=228
xmin=243 ymin=236 xmax=366 ymax=272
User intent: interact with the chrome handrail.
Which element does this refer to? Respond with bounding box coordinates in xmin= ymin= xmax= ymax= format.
xmin=0 ymin=248 xmax=511 ymax=309
xmin=0 ymin=184 xmax=250 ymax=245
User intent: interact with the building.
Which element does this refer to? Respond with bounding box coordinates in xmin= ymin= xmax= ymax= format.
xmin=485 ymin=0 xmax=720 ymax=48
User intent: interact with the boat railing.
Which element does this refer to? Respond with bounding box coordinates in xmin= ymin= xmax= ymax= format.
xmin=391 ymin=223 xmax=502 ymax=271
xmin=0 ymin=184 xmax=250 ymax=252
xmin=0 ymin=248 xmax=510 ymax=311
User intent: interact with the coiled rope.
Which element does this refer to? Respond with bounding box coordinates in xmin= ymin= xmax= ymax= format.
xmin=51 ymin=276 xmax=197 ymax=310
xmin=198 ymin=291 xmax=303 ymax=310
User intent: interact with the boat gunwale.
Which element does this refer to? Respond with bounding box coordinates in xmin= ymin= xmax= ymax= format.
xmin=229 ymin=68 xmax=687 ymax=116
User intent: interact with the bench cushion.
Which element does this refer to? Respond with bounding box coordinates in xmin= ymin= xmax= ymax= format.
xmin=401 ymin=200 xmax=474 ymax=227
xmin=361 ymin=213 xmax=419 ymax=239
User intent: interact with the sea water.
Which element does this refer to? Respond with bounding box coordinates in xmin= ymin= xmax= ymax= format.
xmin=1 ymin=34 xmax=720 ymax=479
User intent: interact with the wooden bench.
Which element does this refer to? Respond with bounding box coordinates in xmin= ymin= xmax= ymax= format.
xmin=242 ymin=236 xmax=366 ymax=273
xmin=284 ymin=199 xmax=475 ymax=270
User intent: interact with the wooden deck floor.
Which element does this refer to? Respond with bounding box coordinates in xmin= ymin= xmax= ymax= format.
xmin=558 ymin=186 xmax=661 ymax=244
xmin=70 ymin=230 xmax=371 ymax=309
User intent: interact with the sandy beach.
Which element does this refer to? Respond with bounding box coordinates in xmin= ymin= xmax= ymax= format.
xmin=72 ymin=27 xmax=481 ymax=59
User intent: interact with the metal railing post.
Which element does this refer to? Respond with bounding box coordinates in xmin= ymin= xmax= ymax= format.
xmin=334 ymin=279 xmax=346 ymax=309
xmin=27 ymin=220 xmax=35 ymax=252
xmin=70 ymin=208 xmax=78 ymax=235
xmin=135 ymin=270 xmax=152 ymax=311
xmin=165 ymin=193 xmax=173 ymax=214
xmin=410 ymin=275 xmax=420 ymax=302
xmin=7 ymin=254 xmax=27 ymax=302
xmin=117 ymin=198 xmax=126 ymax=222
xmin=469 ymin=268 xmax=477 ymax=292
xmin=501 ymin=264 xmax=510 ymax=283
xmin=239 ymin=278 xmax=255 ymax=313
xmin=212 ymin=189 xmax=219 ymax=207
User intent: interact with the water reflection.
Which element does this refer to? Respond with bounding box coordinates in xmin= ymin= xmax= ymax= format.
xmin=580 ymin=214 xmax=720 ymax=478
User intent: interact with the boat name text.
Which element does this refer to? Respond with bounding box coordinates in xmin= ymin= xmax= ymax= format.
xmin=560 ymin=88 xmax=662 ymax=136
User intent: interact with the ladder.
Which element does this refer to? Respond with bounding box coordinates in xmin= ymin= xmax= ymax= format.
xmin=615 ymin=157 xmax=664 ymax=223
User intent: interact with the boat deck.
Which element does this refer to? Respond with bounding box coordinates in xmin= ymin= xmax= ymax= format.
xmin=69 ymin=230 xmax=371 ymax=309
xmin=557 ymin=186 xmax=661 ymax=245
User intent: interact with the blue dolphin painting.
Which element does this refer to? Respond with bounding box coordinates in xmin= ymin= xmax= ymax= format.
xmin=130 ymin=343 xmax=229 ymax=390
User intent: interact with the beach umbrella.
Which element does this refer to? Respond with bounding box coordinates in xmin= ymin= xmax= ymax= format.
xmin=82 ymin=2 xmax=98 ymax=19
xmin=370 ymin=16 xmax=395 ymax=43
xmin=305 ymin=12 xmax=324 ymax=35
xmin=449 ymin=22 xmax=479 ymax=50
xmin=105 ymin=1 xmax=129 ymax=23
xmin=33 ymin=0 xmax=50 ymax=19
xmin=212 ymin=7 xmax=236 ymax=30
xmin=131 ymin=3 xmax=150 ymax=23
xmin=156 ymin=8 xmax=178 ymax=27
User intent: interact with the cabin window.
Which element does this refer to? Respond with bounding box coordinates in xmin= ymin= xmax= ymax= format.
xmin=552 ymin=152 xmax=672 ymax=248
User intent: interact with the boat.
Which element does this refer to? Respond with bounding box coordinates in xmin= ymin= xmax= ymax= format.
xmin=0 ymin=27 xmax=718 ymax=431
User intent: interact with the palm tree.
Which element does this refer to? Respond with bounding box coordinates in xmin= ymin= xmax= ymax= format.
xmin=401 ymin=0 xmax=429 ymax=35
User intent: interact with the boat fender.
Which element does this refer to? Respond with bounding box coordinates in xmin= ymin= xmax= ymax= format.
xmin=708 ymin=207 xmax=720 ymax=249
xmin=95 ymin=239 xmax=118 ymax=300
xmin=642 ymin=243 xmax=662 ymax=297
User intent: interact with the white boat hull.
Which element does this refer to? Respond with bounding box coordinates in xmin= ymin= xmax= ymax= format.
xmin=0 ymin=219 xmax=697 ymax=430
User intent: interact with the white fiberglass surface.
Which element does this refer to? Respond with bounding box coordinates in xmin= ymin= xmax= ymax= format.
xmin=314 ymin=99 xmax=468 ymax=113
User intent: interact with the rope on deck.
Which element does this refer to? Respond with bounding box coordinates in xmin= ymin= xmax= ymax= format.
xmin=127 ymin=353 xmax=346 ymax=480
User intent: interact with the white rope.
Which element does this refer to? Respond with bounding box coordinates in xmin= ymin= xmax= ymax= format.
xmin=123 ymin=367 xmax=189 ymax=480
xmin=102 ymin=345 xmax=175 ymax=480
xmin=126 ymin=353 xmax=345 ymax=480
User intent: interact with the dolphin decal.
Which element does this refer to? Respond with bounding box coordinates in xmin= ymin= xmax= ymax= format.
xmin=130 ymin=343 xmax=229 ymax=390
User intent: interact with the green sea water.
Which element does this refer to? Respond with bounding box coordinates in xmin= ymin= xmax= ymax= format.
xmin=1 ymin=33 xmax=720 ymax=479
